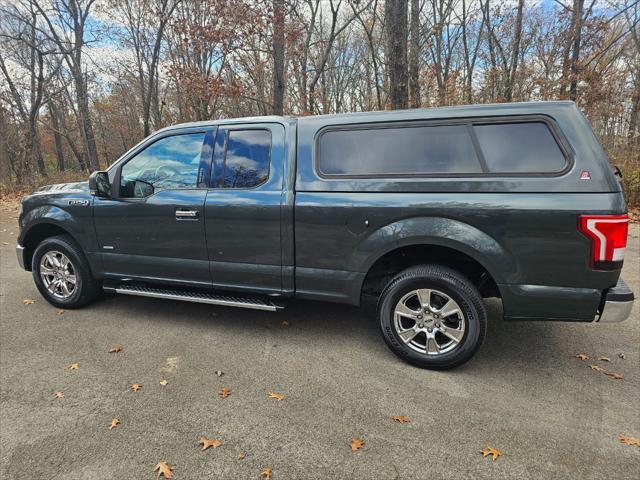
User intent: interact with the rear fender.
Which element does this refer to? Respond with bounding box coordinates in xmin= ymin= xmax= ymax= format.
xmin=357 ymin=216 xmax=514 ymax=285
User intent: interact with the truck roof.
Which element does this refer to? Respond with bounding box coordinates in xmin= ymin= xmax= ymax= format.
xmin=157 ymin=101 xmax=578 ymax=132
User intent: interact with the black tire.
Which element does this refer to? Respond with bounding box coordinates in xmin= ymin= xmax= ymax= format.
xmin=31 ymin=235 xmax=101 ymax=309
xmin=378 ymin=264 xmax=487 ymax=369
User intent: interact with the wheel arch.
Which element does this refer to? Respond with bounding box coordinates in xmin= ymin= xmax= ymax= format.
xmin=357 ymin=217 xmax=513 ymax=301
xmin=21 ymin=222 xmax=76 ymax=271
xmin=361 ymin=243 xmax=502 ymax=300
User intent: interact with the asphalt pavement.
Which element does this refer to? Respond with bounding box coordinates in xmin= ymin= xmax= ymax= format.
xmin=1 ymin=204 xmax=638 ymax=479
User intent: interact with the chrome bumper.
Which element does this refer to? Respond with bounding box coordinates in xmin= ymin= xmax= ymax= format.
xmin=595 ymin=278 xmax=634 ymax=323
xmin=16 ymin=244 xmax=26 ymax=269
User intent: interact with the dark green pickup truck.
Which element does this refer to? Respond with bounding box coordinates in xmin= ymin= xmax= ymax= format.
xmin=16 ymin=101 xmax=634 ymax=369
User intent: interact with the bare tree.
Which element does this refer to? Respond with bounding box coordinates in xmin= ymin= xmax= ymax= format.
xmin=272 ymin=0 xmax=286 ymax=115
xmin=0 ymin=1 xmax=62 ymax=179
xmin=0 ymin=0 xmax=637 ymax=203
xmin=386 ymin=0 xmax=408 ymax=109
xmin=113 ymin=0 xmax=180 ymax=136
xmin=458 ymin=0 xmax=484 ymax=103
xmin=623 ymin=0 xmax=639 ymax=143
xmin=350 ymin=0 xmax=384 ymax=110
xmin=31 ymin=0 xmax=100 ymax=170
xmin=48 ymin=99 xmax=66 ymax=171
xmin=408 ymin=0 xmax=421 ymax=107
xmin=505 ymin=0 xmax=525 ymax=101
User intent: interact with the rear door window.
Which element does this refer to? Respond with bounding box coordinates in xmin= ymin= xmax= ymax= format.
xmin=215 ymin=129 xmax=271 ymax=188
xmin=473 ymin=122 xmax=566 ymax=173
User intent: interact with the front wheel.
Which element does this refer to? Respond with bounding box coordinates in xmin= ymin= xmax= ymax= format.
xmin=378 ymin=265 xmax=487 ymax=369
xmin=32 ymin=235 xmax=101 ymax=309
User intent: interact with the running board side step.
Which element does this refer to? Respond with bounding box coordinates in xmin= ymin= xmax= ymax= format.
xmin=104 ymin=284 xmax=283 ymax=311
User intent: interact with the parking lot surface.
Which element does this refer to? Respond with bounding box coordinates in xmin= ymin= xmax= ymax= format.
xmin=1 ymin=207 xmax=638 ymax=479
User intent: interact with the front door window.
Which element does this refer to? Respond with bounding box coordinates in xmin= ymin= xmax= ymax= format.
xmin=120 ymin=133 xmax=206 ymax=198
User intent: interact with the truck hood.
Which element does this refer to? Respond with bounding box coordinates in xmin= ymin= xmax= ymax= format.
xmin=19 ymin=180 xmax=93 ymax=233
xmin=34 ymin=181 xmax=89 ymax=193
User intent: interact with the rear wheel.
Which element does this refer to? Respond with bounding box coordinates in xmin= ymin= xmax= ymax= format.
xmin=32 ymin=235 xmax=101 ymax=308
xmin=378 ymin=264 xmax=486 ymax=369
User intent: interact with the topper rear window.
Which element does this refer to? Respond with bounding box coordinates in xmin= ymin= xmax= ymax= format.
xmin=317 ymin=119 xmax=569 ymax=177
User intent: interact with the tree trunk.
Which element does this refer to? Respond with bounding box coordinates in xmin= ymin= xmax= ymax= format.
xmin=49 ymin=101 xmax=65 ymax=172
xmin=505 ymin=0 xmax=524 ymax=102
xmin=272 ymin=0 xmax=285 ymax=115
xmin=75 ymin=73 xmax=99 ymax=170
xmin=29 ymin=123 xmax=46 ymax=177
xmin=482 ymin=0 xmax=498 ymax=101
xmin=408 ymin=0 xmax=420 ymax=108
xmin=386 ymin=0 xmax=409 ymax=109
xmin=568 ymin=0 xmax=585 ymax=100
xmin=0 ymin=108 xmax=11 ymax=185
xmin=628 ymin=70 xmax=639 ymax=145
xmin=560 ymin=0 xmax=584 ymax=99
xmin=69 ymin=0 xmax=99 ymax=170
xmin=142 ymin=0 xmax=175 ymax=136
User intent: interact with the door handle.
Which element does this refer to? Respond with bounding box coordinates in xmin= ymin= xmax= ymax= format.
xmin=175 ymin=209 xmax=199 ymax=219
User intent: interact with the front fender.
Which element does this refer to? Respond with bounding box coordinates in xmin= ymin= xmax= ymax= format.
xmin=356 ymin=216 xmax=515 ymax=284
xmin=19 ymin=203 xmax=97 ymax=254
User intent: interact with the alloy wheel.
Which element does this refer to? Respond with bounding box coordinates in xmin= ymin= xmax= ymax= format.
xmin=393 ymin=288 xmax=465 ymax=356
xmin=39 ymin=250 xmax=77 ymax=300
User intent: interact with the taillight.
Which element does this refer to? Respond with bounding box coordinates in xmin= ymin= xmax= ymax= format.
xmin=578 ymin=214 xmax=629 ymax=270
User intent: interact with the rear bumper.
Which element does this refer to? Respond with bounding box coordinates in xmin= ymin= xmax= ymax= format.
xmin=16 ymin=244 xmax=26 ymax=270
xmin=500 ymin=278 xmax=634 ymax=322
xmin=595 ymin=278 xmax=634 ymax=323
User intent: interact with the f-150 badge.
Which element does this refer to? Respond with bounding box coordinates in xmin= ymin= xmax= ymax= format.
xmin=67 ymin=199 xmax=90 ymax=206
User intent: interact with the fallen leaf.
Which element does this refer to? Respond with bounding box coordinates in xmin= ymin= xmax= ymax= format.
xmin=23 ymin=299 xmax=35 ymax=305
xmin=161 ymin=356 xmax=179 ymax=373
xmin=235 ymin=452 xmax=246 ymax=460
xmin=574 ymin=353 xmax=589 ymax=360
xmin=68 ymin=363 xmax=80 ymax=370
xmin=131 ymin=383 xmax=142 ymax=392
xmin=480 ymin=446 xmax=503 ymax=461
xmin=57 ymin=309 xmax=65 ymax=315
xmin=392 ymin=415 xmax=410 ymax=423
xmin=154 ymin=462 xmax=174 ymax=478
xmin=259 ymin=465 xmax=272 ymax=480
xmin=199 ymin=436 xmax=222 ymax=450
xmin=588 ymin=364 xmax=605 ymax=372
xmin=606 ymin=372 xmax=624 ymax=380
xmin=282 ymin=320 xmax=289 ymax=326
xmin=108 ymin=346 xmax=123 ymax=353
xmin=159 ymin=380 xmax=168 ymax=386
xmin=215 ymin=370 xmax=224 ymax=377
xmin=267 ymin=391 xmax=285 ymax=401
xmin=598 ymin=356 xmax=611 ymax=362
xmin=108 ymin=418 xmax=120 ymax=430
xmin=350 ymin=438 xmax=365 ymax=451
xmin=2 ymin=242 xmax=8 ymax=245
xmin=219 ymin=388 xmax=231 ymax=399
xmin=53 ymin=391 xmax=64 ymax=398
xmin=618 ymin=434 xmax=640 ymax=447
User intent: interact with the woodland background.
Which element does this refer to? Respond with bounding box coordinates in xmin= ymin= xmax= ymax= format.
xmin=0 ymin=0 xmax=638 ymax=205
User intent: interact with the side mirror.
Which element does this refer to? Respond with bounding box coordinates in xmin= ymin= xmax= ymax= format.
xmin=89 ymin=171 xmax=111 ymax=198
xmin=133 ymin=179 xmax=154 ymax=198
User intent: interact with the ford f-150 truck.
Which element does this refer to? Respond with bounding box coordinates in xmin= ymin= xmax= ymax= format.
xmin=16 ymin=101 xmax=634 ymax=369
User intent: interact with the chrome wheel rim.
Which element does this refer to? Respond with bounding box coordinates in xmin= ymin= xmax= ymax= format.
xmin=393 ymin=288 xmax=465 ymax=356
xmin=39 ymin=250 xmax=77 ymax=300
